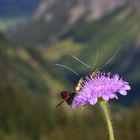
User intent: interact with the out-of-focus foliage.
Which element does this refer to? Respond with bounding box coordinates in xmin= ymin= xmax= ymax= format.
xmin=0 ymin=1 xmax=140 ymax=140
xmin=0 ymin=78 xmax=140 ymax=140
xmin=0 ymin=29 xmax=140 ymax=140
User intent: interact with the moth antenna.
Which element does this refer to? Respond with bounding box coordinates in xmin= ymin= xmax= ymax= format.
xmin=55 ymin=64 xmax=80 ymax=77
xmin=70 ymin=54 xmax=91 ymax=68
xmin=88 ymin=45 xmax=99 ymax=74
xmin=101 ymin=44 xmax=122 ymax=69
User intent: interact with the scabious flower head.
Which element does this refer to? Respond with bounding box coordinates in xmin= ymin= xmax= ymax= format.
xmin=72 ymin=72 xmax=131 ymax=109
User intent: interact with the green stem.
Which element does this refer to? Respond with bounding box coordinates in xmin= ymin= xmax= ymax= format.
xmin=100 ymin=100 xmax=115 ymax=140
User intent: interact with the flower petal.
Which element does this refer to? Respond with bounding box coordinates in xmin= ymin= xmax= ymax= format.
xmin=125 ymin=85 xmax=131 ymax=90
xmin=72 ymin=101 xmax=79 ymax=109
xmin=102 ymin=95 xmax=109 ymax=101
xmin=109 ymin=94 xmax=116 ymax=99
xmin=71 ymin=72 xmax=131 ymax=109
xmin=89 ymin=98 xmax=98 ymax=105
xmin=119 ymin=90 xmax=127 ymax=95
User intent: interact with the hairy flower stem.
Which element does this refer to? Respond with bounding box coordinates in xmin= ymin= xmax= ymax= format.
xmin=100 ymin=100 xmax=115 ymax=140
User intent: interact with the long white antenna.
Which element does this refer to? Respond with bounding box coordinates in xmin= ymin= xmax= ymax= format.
xmin=88 ymin=45 xmax=99 ymax=74
xmin=55 ymin=64 xmax=80 ymax=77
xmin=98 ymin=44 xmax=122 ymax=71
xmin=70 ymin=54 xmax=91 ymax=68
xmin=103 ymin=44 xmax=122 ymax=68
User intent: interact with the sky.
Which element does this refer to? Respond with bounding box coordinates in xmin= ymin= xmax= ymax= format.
xmin=0 ymin=0 xmax=39 ymax=18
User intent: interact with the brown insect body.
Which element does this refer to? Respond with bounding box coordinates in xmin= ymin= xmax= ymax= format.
xmin=75 ymin=77 xmax=84 ymax=92
xmin=75 ymin=69 xmax=100 ymax=93
xmin=90 ymin=69 xmax=100 ymax=78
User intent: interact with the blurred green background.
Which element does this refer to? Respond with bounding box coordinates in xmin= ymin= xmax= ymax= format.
xmin=0 ymin=0 xmax=140 ymax=140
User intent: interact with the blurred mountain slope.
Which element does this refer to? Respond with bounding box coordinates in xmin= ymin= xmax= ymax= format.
xmin=33 ymin=0 xmax=126 ymax=21
xmin=7 ymin=0 xmax=128 ymax=45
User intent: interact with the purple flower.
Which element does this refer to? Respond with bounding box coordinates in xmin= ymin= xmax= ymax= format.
xmin=72 ymin=73 xmax=131 ymax=109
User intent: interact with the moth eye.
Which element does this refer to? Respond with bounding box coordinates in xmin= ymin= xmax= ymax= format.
xmin=61 ymin=91 xmax=68 ymax=99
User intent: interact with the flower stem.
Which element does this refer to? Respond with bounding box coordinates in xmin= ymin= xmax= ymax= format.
xmin=100 ymin=100 xmax=115 ymax=140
